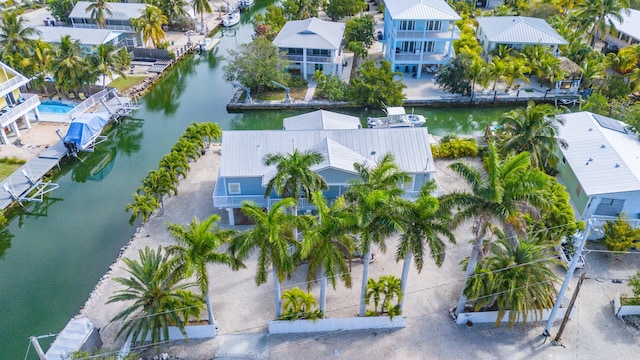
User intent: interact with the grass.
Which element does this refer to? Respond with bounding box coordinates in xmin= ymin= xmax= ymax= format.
xmin=107 ymin=75 xmax=146 ymax=92
xmin=621 ymin=297 xmax=640 ymax=306
xmin=252 ymin=87 xmax=309 ymax=101
xmin=0 ymin=157 xmax=26 ymax=181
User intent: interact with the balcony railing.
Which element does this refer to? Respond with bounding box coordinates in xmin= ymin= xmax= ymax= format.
xmin=0 ymin=93 xmax=40 ymax=127
xmin=394 ymin=26 xmax=461 ymax=40
xmin=585 ymin=212 xmax=640 ymax=229
xmin=0 ymin=75 xmax=28 ymax=97
xmin=285 ymin=54 xmax=333 ymax=63
xmin=392 ymin=51 xmax=451 ymax=63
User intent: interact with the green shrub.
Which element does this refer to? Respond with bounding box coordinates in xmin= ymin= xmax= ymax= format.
xmin=0 ymin=157 xmax=26 ymax=165
xmin=431 ymin=138 xmax=478 ymax=159
xmin=278 ymin=287 xmax=323 ymax=321
xmin=602 ymin=213 xmax=640 ymax=252
xmin=288 ymin=76 xmax=308 ymax=88
xmin=630 ymin=271 xmax=640 ymax=298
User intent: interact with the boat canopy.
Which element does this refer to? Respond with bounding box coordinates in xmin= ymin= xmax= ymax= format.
xmin=63 ymin=112 xmax=110 ymax=147
xmin=386 ymin=107 xmax=407 ymax=116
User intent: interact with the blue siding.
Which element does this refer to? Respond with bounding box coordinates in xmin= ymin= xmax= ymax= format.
xmin=317 ymin=168 xmax=359 ymax=184
xmin=221 ymin=177 xmax=264 ymax=196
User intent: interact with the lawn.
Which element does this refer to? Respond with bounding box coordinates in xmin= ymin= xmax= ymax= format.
xmin=107 ymin=75 xmax=146 ymax=92
xmin=251 ymin=87 xmax=309 ymax=101
xmin=0 ymin=157 xmax=26 ymax=181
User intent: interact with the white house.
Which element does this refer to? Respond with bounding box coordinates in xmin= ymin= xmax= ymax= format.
xmin=31 ymin=26 xmax=138 ymax=54
xmin=556 ymin=112 xmax=640 ymax=233
xmin=283 ymin=110 xmax=361 ymax=130
xmin=69 ymin=1 xmax=146 ymax=36
xmin=476 ymin=16 xmax=567 ymax=56
xmin=0 ymin=62 xmax=41 ymax=145
xmin=602 ymin=8 xmax=640 ymax=50
xmin=474 ymin=0 xmax=504 ymax=8
xmin=273 ymin=18 xmax=345 ymax=80
xmin=383 ymin=0 xmax=461 ymax=79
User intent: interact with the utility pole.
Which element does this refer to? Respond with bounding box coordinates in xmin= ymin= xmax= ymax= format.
xmin=543 ymin=220 xmax=592 ymax=337
xmin=554 ymin=272 xmax=587 ymax=345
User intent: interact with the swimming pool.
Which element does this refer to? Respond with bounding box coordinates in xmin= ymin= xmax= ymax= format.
xmin=38 ymin=101 xmax=76 ymax=114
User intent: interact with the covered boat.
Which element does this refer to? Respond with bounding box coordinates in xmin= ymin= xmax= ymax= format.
xmin=367 ymin=107 xmax=426 ymax=128
xmin=62 ymin=112 xmax=110 ymax=156
xmin=223 ymin=8 xmax=240 ymax=27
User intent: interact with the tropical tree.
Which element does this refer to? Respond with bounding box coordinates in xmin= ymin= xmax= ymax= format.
xmin=26 ymin=40 xmax=53 ymax=96
xmin=88 ymin=43 xmax=126 ymax=88
xmin=86 ymin=0 xmax=113 ymax=29
xmin=502 ymin=57 xmax=530 ymax=90
xmin=125 ymin=193 xmax=159 ymax=236
xmin=0 ymin=11 xmax=38 ymax=71
xmin=365 ymin=275 xmax=403 ymax=318
xmin=300 ymin=192 xmax=356 ymax=315
xmin=151 ymin=0 xmax=188 ymax=26
xmin=325 ymin=0 xmax=367 ymax=21
xmin=441 ymin=144 xmax=550 ymax=316
xmin=159 ymin=151 xmax=190 ymax=180
xmin=496 ymin=101 xmax=566 ymax=171
xmin=131 ymin=5 xmax=168 ymax=48
xmin=107 ymin=246 xmax=204 ymax=346
xmin=435 ymin=53 xmax=473 ymax=95
xmin=140 ymin=168 xmax=178 ymax=214
xmin=281 ymin=0 xmax=322 ymax=20
xmin=344 ymin=15 xmax=376 ymax=49
xmin=348 ymin=60 xmax=406 ymax=107
xmin=488 ymin=57 xmax=507 ymax=91
xmin=580 ymin=56 xmax=606 ymax=88
xmin=252 ymin=4 xmax=287 ymax=41
xmin=279 ymin=287 xmax=323 ymax=320
xmin=50 ymin=35 xmax=85 ymax=95
xmin=166 ymin=215 xmax=242 ymax=328
xmin=574 ymin=0 xmax=631 ymax=46
xmin=223 ymin=37 xmax=290 ymax=92
xmin=230 ymin=198 xmax=309 ymax=317
xmin=172 ymin=137 xmax=202 ymax=162
xmin=191 ymin=0 xmax=212 ymax=30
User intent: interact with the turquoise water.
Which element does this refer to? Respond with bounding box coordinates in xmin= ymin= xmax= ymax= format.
xmin=37 ymin=101 xmax=76 ymax=114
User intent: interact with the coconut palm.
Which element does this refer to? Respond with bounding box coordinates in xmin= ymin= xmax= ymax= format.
xmin=153 ymin=0 xmax=188 ymax=25
xmin=464 ymin=233 xmax=560 ymax=328
xmin=172 ymin=137 xmax=202 ymax=162
xmin=300 ymin=191 xmax=357 ymax=315
xmin=50 ymin=35 xmax=84 ymax=95
xmin=230 ymin=198 xmax=309 ymax=317
xmin=107 ymin=246 xmax=204 ymax=346
xmin=580 ymin=56 xmax=606 ymax=88
xmin=488 ymin=58 xmax=507 ymax=91
xmin=26 ymin=39 xmax=53 ymax=96
xmin=191 ymin=0 xmax=213 ymax=30
xmin=441 ymin=144 xmax=550 ymax=316
xmin=132 ymin=5 xmax=168 ymax=48
xmin=125 ymin=193 xmax=159 ymax=236
xmin=574 ymin=0 xmax=631 ymax=46
xmin=159 ymin=151 xmax=190 ymax=180
xmin=86 ymin=0 xmax=113 ymax=29
xmin=263 ymin=149 xmax=328 ymax=216
xmin=166 ymin=215 xmax=242 ymax=330
xmin=88 ymin=43 xmax=126 ymax=88
xmin=140 ymin=168 xmax=178 ymax=214
xmin=0 ymin=11 xmax=38 ymax=68
xmin=503 ymin=58 xmax=530 ymax=91
xmin=395 ymin=181 xmax=455 ymax=311
xmin=496 ymin=101 xmax=567 ymax=171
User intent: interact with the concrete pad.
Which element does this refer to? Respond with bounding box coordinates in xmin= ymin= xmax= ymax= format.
xmin=214 ymin=333 xmax=269 ymax=360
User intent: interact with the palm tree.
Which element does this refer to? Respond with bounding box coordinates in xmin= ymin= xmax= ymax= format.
xmin=88 ymin=43 xmax=126 ymax=88
xmin=230 ymin=198 xmax=309 ymax=317
xmin=464 ymin=233 xmax=560 ymax=328
xmin=132 ymin=5 xmax=168 ymax=48
xmin=191 ymin=0 xmax=213 ymax=31
xmin=280 ymin=286 xmax=322 ymax=319
xmin=26 ymin=39 xmax=53 ymax=96
xmin=159 ymin=151 xmax=190 ymax=180
xmin=107 ymin=246 xmax=204 ymax=346
xmin=440 ymin=144 xmax=550 ymax=316
xmin=140 ymin=168 xmax=178 ymax=214
xmin=502 ymin=58 xmax=530 ymax=91
xmin=574 ymin=0 xmax=631 ymax=46
xmin=488 ymin=58 xmax=507 ymax=91
xmin=172 ymin=137 xmax=202 ymax=162
xmin=346 ymin=153 xmax=408 ymax=317
xmin=395 ymin=182 xmax=455 ymax=312
xmin=263 ymin=149 xmax=328 ymax=216
xmin=166 ymin=215 xmax=242 ymax=330
xmin=86 ymin=0 xmax=113 ymax=29
xmin=153 ymin=0 xmax=188 ymax=26
xmin=365 ymin=275 xmax=402 ymax=317
xmin=468 ymin=58 xmax=488 ymax=93
xmin=496 ymin=101 xmax=567 ymax=171
xmin=580 ymin=57 xmax=606 ymax=88
xmin=300 ymin=191 xmax=356 ymax=316
xmin=125 ymin=193 xmax=159 ymax=236
xmin=50 ymin=35 xmax=84 ymax=95
xmin=0 ymin=11 xmax=39 ymax=71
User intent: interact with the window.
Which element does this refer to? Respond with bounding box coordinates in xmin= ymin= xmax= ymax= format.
xmin=315 ymin=64 xmax=323 ymax=71
xmin=401 ymin=175 xmax=415 ymax=191
xmin=594 ymin=198 xmax=625 ymax=216
xmin=310 ymin=49 xmax=329 ymax=56
xmin=426 ymin=20 xmax=441 ymax=31
xmin=424 ymin=41 xmax=435 ymax=53
xmin=288 ymin=48 xmax=303 ymax=55
xmin=401 ymin=42 xmax=416 ymax=52
xmin=400 ymin=20 xmax=415 ymax=31
xmin=228 ymin=183 xmax=241 ymax=194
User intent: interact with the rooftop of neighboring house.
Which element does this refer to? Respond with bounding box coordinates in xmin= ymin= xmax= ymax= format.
xmin=273 ymin=17 xmax=345 ymax=50
xmin=476 ymin=16 xmax=568 ymax=46
xmin=69 ymin=1 xmax=147 ymax=21
xmin=282 ymin=110 xmax=361 ymax=131
xmin=606 ymin=8 xmax=640 ymax=40
xmin=385 ymin=0 xmax=460 ymax=21
xmin=31 ymin=26 xmax=123 ymax=46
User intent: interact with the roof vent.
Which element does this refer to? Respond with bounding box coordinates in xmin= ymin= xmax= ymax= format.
xmin=615 ymin=163 xmax=620 ymax=168
xmin=601 ymin=144 xmax=606 ymax=148
xmin=588 ymin=157 xmax=593 ymax=162
xmin=371 ymin=151 xmax=376 ymax=156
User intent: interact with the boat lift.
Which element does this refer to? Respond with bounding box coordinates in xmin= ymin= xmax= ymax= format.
xmin=231 ymin=81 xmax=252 ymax=103
xmin=271 ymin=80 xmax=292 ymax=103
xmin=3 ymin=166 xmax=59 ymax=209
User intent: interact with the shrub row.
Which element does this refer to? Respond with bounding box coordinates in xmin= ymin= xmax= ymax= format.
xmin=430 ymin=138 xmax=478 ymax=159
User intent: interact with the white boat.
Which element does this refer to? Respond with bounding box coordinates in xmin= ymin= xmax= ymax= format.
xmin=222 ymin=9 xmax=240 ymax=27
xmin=197 ymin=38 xmax=216 ymax=52
xmin=59 ymin=112 xmax=111 ymax=156
xmin=238 ymin=0 xmax=254 ymax=8
xmin=366 ymin=107 xmax=426 ymax=128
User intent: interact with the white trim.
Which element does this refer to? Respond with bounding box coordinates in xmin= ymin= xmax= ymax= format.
xmin=228 ymin=183 xmax=241 ymax=195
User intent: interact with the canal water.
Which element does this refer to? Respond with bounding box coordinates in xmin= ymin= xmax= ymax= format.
xmin=0 ymin=5 xmax=515 ymax=359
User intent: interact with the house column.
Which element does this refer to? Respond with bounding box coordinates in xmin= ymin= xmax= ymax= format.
xmin=22 ymin=115 xmax=31 ymax=129
xmin=11 ymin=121 xmax=20 ymax=138
xmin=302 ymin=48 xmax=308 ymax=80
xmin=33 ymin=107 xmax=40 ymax=121
xmin=226 ymin=208 xmax=235 ymax=226
xmin=0 ymin=127 xmax=8 ymax=145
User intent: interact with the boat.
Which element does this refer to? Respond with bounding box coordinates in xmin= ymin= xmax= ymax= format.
xmin=59 ymin=112 xmax=111 ymax=156
xmin=238 ymin=0 xmax=254 ymax=8
xmin=366 ymin=107 xmax=426 ymax=128
xmin=197 ymin=37 xmax=216 ymax=52
xmin=222 ymin=8 xmax=240 ymax=27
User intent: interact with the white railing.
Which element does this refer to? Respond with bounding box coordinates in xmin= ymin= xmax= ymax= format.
xmin=585 ymin=213 xmax=640 ymax=229
xmin=614 ymin=292 xmax=640 ymax=318
xmin=67 ymin=89 xmax=109 ymax=121
xmin=0 ymin=94 xmax=40 ymax=127
xmin=0 ymin=75 xmax=27 ymax=96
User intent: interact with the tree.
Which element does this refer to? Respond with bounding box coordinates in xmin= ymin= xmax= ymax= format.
xmin=88 ymin=43 xmax=126 ymax=88
xmin=230 ymin=198 xmax=309 ymax=317
xmin=365 ymin=275 xmax=402 ymax=318
xmin=86 ymin=0 xmax=113 ymax=29
xmin=159 ymin=150 xmax=190 ymax=180
xmin=252 ymin=5 xmax=286 ymax=40
xmin=49 ymin=0 xmax=75 ymax=23
xmin=496 ymin=101 xmax=566 ymax=172
xmin=502 ymin=57 xmax=530 ymax=90
xmin=107 ymin=246 xmax=204 ymax=346
xmin=574 ymin=0 xmax=631 ymax=46
xmin=313 ymin=71 xmax=348 ymax=101
xmin=281 ymin=0 xmax=322 ymax=20
xmin=435 ymin=53 xmax=472 ymax=95
xmin=0 ymin=11 xmax=38 ymax=71
xmin=488 ymin=57 xmax=507 ymax=91
xmin=50 ymin=35 xmax=85 ymax=95
xmin=348 ymin=60 xmax=406 ymax=107
xmin=191 ymin=0 xmax=212 ymax=29
xmin=172 ymin=137 xmax=202 ymax=162
xmin=325 ymin=0 xmax=367 ymax=21
xmin=344 ymin=14 xmax=376 ymax=48
xmin=347 ymin=41 xmax=368 ymax=63
xmin=131 ymin=5 xmax=168 ymax=48
xmin=25 ymin=40 xmax=53 ymax=96
xmin=279 ymin=287 xmax=323 ymax=320
xmin=140 ymin=168 xmax=178 ymax=214
xmin=166 ymin=215 xmax=242 ymax=328
xmin=223 ymin=37 xmax=290 ymax=92
xmin=125 ymin=193 xmax=159 ymax=237
xmin=441 ymin=144 xmax=550 ymax=316
xmin=150 ymin=0 xmax=188 ymax=26
xmin=580 ymin=56 xmax=606 ymax=89
xmin=602 ymin=214 xmax=640 ymax=252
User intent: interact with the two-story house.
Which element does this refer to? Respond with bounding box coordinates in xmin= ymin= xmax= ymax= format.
xmin=0 ymin=62 xmax=41 ymax=145
xmin=602 ymin=9 xmax=640 ymax=50
xmin=383 ymin=0 xmax=461 ymax=79
xmin=273 ymin=17 xmax=345 ymax=80
xmin=68 ymin=1 xmax=146 ymax=47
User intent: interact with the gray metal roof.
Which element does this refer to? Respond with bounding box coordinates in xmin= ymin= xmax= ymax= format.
xmin=32 ymin=26 xmax=121 ymax=46
xmin=476 ymin=16 xmax=568 ymax=45
xmin=273 ymin=17 xmax=345 ymax=50
xmin=557 ymin=112 xmax=640 ymax=196
xmin=385 ymin=0 xmax=460 ymax=21
xmin=607 ymin=9 xmax=640 ymax=41
xmin=283 ymin=110 xmax=361 ymax=130
xmin=220 ymin=128 xmax=436 ymax=178
xmin=69 ymin=1 xmax=147 ymax=21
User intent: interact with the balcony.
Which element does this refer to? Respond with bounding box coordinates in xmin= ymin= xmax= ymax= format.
xmin=392 ymin=51 xmax=450 ymax=64
xmin=284 ymin=54 xmax=333 ymax=64
xmin=0 ymin=76 xmax=29 ymax=98
xmin=0 ymin=93 xmax=40 ymax=127
xmin=393 ymin=26 xmax=461 ymax=40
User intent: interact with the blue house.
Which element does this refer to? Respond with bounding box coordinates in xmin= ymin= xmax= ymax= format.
xmin=383 ymin=0 xmax=461 ymax=79
xmin=212 ymin=127 xmax=440 ymax=225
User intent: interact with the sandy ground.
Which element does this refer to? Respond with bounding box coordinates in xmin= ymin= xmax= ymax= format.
xmin=0 ymin=122 xmax=68 ymax=160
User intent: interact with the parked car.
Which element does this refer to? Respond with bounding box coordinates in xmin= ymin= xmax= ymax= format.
xmin=555 ymin=241 xmax=586 ymax=269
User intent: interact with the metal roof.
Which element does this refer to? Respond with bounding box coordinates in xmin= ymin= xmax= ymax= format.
xmin=32 ymin=26 xmax=121 ymax=46
xmin=476 ymin=16 xmax=567 ymax=45
xmin=69 ymin=1 xmax=147 ymax=21
xmin=557 ymin=112 xmax=640 ymax=196
xmin=220 ymin=128 xmax=436 ymax=178
xmin=283 ymin=110 xmax=361 ymax=130
xmin=273 ymin=17 xmax=345 ymax=50
xmin=385 ymin=0 xmax=460 ymax=21
xmin=607 ymin=9 xmax=640 ymax=41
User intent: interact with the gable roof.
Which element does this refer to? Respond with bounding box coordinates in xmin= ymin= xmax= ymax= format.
xmin=607 ymin=9 xmax=640 ymax=41
xmin=220 ymin=128 xmax=436 ymax=179
xmin=283 ymin=110 xmax=361 ymax=130
xmin=557 ymin=112 xmax=640 ymax=196
xmin=32 ymin=26 xmax=122 ymax=46
xmin=69 ymin=1 xmax=147 ymax=21
xmin=385 ymin=0 xmax=460 ymax=21
xmin=476 ymin=16 xmax=567 ymax=46
xmin=273 ymin=17 xmax=345 ymax=50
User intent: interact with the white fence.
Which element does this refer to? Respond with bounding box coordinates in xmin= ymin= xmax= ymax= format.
xmin=268 ymin=316 xmax=407 ymax=334
xmin=613 ymin=292 xmax=640 ymax=318
xmin=456 ymin=304 xmax=573 ymax=325
xmin=118 ymin=325 xmax=215 ymax=358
